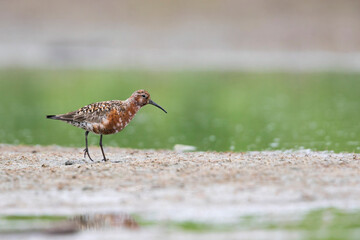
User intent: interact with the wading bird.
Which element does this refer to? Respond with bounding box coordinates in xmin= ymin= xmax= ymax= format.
xmin=47 ymin=90 xmax=167 ymax=161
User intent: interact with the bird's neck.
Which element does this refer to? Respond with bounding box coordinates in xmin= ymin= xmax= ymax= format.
xmin=124 ymin=99 xmax=141 ymax=116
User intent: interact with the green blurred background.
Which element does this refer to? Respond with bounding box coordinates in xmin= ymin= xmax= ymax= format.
xmin=0 ymin=0 xmax=360 ymax=153
xmin=0 ymin=69 xmax=359 ymax=152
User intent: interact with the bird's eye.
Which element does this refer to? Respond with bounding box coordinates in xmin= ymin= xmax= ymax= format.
xmin=142 ymin=95 xmax=146 ymax=98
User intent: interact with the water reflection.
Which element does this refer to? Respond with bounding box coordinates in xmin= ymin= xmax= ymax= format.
xmin=70 ymin=213 xmax=138 ymax=230
xmin=0 ymin=213 xmax=138 ymax=236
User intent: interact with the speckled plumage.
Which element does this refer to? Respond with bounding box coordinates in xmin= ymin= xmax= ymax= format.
xmin=47 ymin=90 xmax=167 ymax=161
xmin=59 ymin=100 xmax=139 ymax=135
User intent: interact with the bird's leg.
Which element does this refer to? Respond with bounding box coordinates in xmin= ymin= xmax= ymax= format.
xmin=99 ymin=134 xmax=107 ymax=162
xmin=83 ymin=131 xmax=94 ymax=161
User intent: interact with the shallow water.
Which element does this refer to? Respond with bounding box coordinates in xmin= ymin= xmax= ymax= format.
xmin=1 ymin=209 xmax=360 ymax=240
xmin=0 ymin=69 xmax=359 ymax=152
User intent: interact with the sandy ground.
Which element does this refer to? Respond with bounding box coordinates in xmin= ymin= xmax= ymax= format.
xmin=0 ymin=145 xmax=360 ymax=239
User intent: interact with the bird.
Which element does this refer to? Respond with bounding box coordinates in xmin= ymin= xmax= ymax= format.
xmin=46 ymin=89 xmax=167 ymax=162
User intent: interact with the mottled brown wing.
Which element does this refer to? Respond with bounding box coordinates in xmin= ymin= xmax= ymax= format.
xmin=72 ymin=101 xmax=120 ymax=123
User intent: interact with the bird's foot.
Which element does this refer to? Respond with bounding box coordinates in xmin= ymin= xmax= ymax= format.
xmin=83 ymin=148 xmax=94 ymax=162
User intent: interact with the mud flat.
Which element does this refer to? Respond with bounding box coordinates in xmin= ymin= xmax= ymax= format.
xmin=0 ymin=145 xmax=359 ymax=239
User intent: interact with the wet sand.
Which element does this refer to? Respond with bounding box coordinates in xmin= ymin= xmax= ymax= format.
xmin=0 ymin=145 xmax=359 ymax=239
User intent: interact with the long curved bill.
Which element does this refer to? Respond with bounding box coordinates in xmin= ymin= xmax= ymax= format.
xmin=149 ymin=99 xmax=167 ymax=113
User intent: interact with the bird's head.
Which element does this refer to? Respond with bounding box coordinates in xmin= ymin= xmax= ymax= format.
xmin=131 ymin=90 xmax=167 ymax=113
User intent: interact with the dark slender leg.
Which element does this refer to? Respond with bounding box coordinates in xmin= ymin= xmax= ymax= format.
xmin=99 ymin=134 xmax=107 ymax=161
xmin=83 ymin=131 xmax=93 ymax=161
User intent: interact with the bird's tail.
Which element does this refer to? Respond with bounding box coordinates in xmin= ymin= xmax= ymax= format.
xmin=46 ymin=115 xmax=65 ymax=120
xmin=46 ymin=112 xmax=76 ymax=121
xmin=46 ymin=115 xmax=58 ymax=119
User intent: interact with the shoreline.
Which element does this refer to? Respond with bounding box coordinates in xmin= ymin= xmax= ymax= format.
xmin=0 ymin=145 xmax=359 ymax=222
